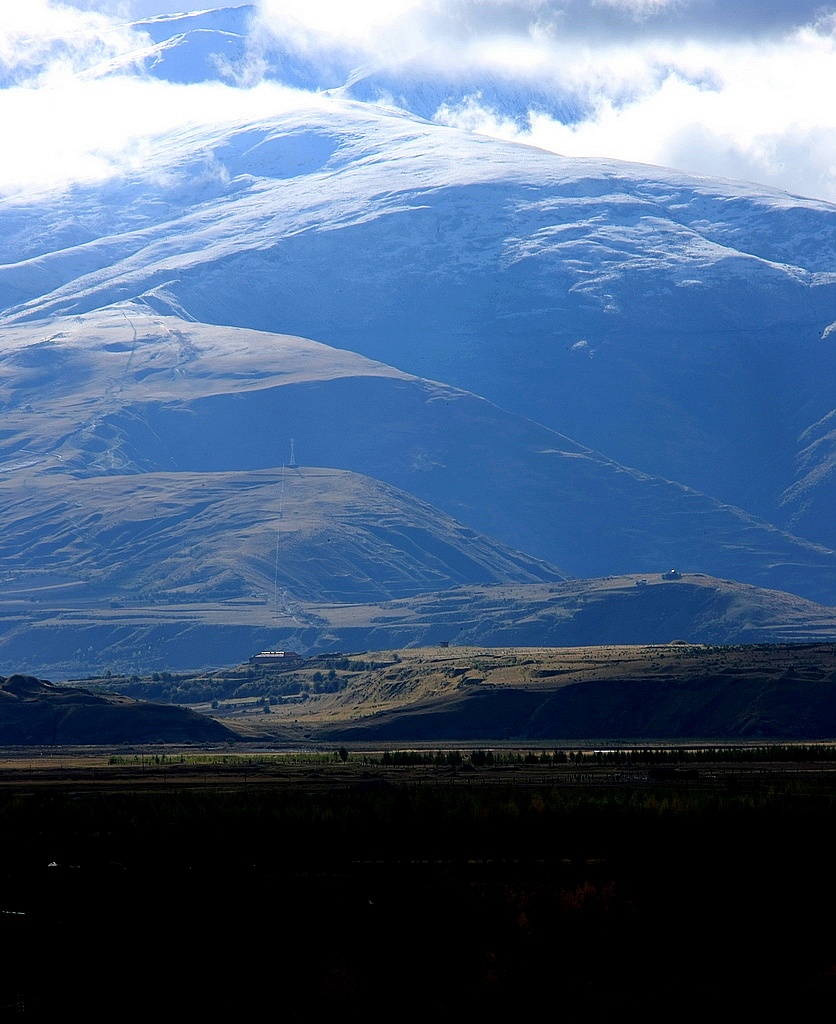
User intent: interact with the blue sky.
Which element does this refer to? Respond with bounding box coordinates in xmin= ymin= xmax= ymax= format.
xmin=2 ymin=1 xmax=836 ymax=202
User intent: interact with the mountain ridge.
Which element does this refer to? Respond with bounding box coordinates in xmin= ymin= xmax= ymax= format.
xmin=3 ymin=12 xmax=836 ymax=675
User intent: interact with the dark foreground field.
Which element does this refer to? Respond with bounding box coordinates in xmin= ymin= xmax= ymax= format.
xmin=1 ymin=751 xmax=835 ymax=1018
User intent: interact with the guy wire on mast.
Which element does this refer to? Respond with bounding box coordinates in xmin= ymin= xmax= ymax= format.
xmin=273 ymin=440 xmax=298 ymax=626
xmin=274 ymin=456 xmax=286 ymax=626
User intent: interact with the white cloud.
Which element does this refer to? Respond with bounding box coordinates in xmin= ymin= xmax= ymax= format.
xmin=60 ymin=2 xmax=206 ymax=14
xmin=252 ymin=0 xmax=436 ymax=67
xmin=0 ymin=74 xmax=323 ymax=196
xmin=0 ymin=1 xmax=148 ymax=85
xmin=592 ymin=0 xmax=683 ymax=17
xmin=433 ymin=15 xmax=836 ymax=202
xmin=258 ymin=0 xmax=425 ymax=41
xmin=3 ymin=1 xmax=836 ymax=203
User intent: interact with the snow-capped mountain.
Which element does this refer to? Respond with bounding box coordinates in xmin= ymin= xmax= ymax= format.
xmin=1 ymin=6 xmax=835 ymax=673
xmin=4 ymin=100 xmax=834 ymax=540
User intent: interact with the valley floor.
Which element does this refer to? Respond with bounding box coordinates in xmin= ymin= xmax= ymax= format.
xmin=1 ymin=749 xmax=834 ymax=1017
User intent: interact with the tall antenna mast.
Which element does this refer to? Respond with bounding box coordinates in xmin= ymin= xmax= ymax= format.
xmin=289 ymin=438 xmax=297 ymax=467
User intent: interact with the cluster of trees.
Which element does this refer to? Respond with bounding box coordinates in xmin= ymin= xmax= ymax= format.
xmin=373 ymin=744 xmax=836 ymax=768
xmin=86 ymin=654 xmax=403 ymax=707
xmin=580 ymin=743 xmax=836 ymax=765
xmin=376 ymin=749 xmax=572 ymax=767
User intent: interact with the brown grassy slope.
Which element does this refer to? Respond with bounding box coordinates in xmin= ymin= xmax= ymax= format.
xmin=226 ymin=641 xmax=836 ymax=743
xmin=305 ymin=571 xmax=836 ymax=649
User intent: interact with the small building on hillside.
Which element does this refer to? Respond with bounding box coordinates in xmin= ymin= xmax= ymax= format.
xmin=249 ymin=650 xmax=302 ymax=667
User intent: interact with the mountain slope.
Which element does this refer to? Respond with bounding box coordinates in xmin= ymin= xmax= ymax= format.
xmin=2 ymin=306 xmax=834 ymax=594
xmin=303 ymin=573 xmax=836 ymax=651
xmin=0 ymin=465 xmax=566 ymax=606
xmin=2 ymin=100 xmax=834 ymax=555
xmin=2 ymin=307 xmax=835 ymax=674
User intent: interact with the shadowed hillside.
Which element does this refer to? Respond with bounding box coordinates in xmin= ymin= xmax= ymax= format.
xmin=0 ymin=673 xmax=235 ymax=744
